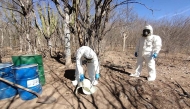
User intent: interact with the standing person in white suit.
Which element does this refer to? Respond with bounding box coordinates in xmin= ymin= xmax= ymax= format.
xmin=72 ymin=46 xmax=100 ymax=86
xmin=130 ymin=25 xmax=162 ymax=81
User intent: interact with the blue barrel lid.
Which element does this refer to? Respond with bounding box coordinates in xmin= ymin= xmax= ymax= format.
xmin=0 ymin=63 xmax=13 ymax=69
xmin=12 ymin=64 xmax=38 ymax=69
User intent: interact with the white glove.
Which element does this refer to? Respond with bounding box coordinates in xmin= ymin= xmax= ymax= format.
xmin=92 ymin=80 xmax=98 ymax=85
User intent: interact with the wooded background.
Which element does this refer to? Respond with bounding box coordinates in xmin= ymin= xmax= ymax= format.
xmin=0 ymin=0 xmax=190 ymax=65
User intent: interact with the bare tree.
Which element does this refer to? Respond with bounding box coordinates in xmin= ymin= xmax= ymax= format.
xmin=52 ymin=0 xmax=72 ymax=66
xmin=35 ymin=2 xmax=58 ymax=57
xmin=0 ymin=0 xmax=36 ymax=53
xmin=154 ymin=16 xmax=190 ymax=54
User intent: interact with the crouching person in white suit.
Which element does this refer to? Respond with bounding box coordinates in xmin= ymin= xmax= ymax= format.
xmin=72 ymin=46 xmax=100 ymax=86
xmin=130 ymin=25 xmax=162 ymax=81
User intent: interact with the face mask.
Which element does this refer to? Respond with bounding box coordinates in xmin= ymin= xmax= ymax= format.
xmin=142 ymin=29 xmax=150 ymax=37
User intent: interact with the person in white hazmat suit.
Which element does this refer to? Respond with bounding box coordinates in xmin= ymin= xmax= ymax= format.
xmin=72 ymin=46 xmax=100 ymax=86
xmin=130 ymin=25 xmax=162 ymax=81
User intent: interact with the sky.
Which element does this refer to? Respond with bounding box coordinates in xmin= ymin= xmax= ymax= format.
xmin=131 ymin=0 xmax=190 ymax=20
xmin=33 ymin=0 xmax=190 ymax=21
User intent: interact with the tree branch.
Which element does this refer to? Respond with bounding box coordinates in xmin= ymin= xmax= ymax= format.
xmin=0 ymin=6 xmax=24 ymax=16
xmin=112 ymin=1 xmax=153 ymax=14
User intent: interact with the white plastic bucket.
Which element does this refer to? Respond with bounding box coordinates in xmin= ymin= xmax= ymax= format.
xmin=81 ymin=79 xmax=97 ymax=95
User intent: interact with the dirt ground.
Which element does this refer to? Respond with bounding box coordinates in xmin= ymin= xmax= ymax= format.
xmin=0 ymin=49 xmax=190 ymax=109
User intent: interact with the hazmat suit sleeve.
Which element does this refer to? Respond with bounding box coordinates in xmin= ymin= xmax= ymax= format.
xmin=153 ymin=35 xmax=162 ymax=54
xmin=76 ymin=50 xmax=84 ymax=76
xmin=93 ymin=54 xmax=100 ymax=75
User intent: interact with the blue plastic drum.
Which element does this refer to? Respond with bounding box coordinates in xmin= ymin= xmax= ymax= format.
xmin=12 ymin=64 xmax=42 ymax=100
xmin=16 ymin=75 xmax=42 ymax=100
xmin=12 ymin=64 xmax=38 ymax=79
xmin=0 ymin=63 xmax=18 ymax=100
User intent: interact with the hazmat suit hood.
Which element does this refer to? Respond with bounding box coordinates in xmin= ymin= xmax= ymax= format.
xmin=145 ymin=25 xmax=153 ymax=35
xmin=142 ymin=25 xmax=153 ymax=37
xmin=83 ymin=49 xmax=94 ymax=60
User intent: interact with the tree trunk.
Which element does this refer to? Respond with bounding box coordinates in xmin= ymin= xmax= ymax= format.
xmin=122 ymin=32 xmax=128 ymax=51
xmin=0 ymin=29 xmax=3 ymax=63
xmin=47 ymin=38 xmax=53 ymax=57
xmin=37 ymin=36 xmax=42 ymax=53
xmin=0 ymin=29 xmax=3 ymax=48
xmin=26 ymin=33 xmax=31 ymax=53
xmin=19 ymin=35 xmax=23 ymax=52
xmin=64 ymin=7 xmax=72 ymax=65
xmin=8 ymin=30 xmax=12 ymax=49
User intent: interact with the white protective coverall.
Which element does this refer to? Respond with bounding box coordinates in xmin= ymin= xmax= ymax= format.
xmin=73 ymin=46 xmax=100 ymax=85
xmin=131 ymin=25 xmax=162 ymax=81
